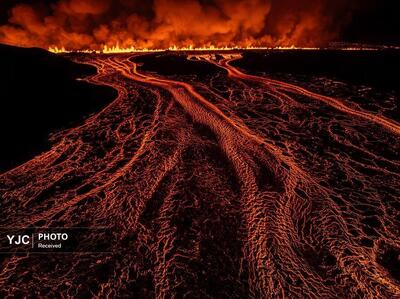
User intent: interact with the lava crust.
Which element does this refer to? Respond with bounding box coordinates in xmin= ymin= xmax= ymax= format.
xmin=0 ymin=50 xmax=399 ymax=298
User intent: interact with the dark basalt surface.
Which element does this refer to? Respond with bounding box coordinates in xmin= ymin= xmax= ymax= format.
xmin=0 ymin=49 xmax=399 ymax=298
xmin=0 ymin=44 xmax=116 ymax=172
xmin=232 ymin=50 xmax=400 ymax=89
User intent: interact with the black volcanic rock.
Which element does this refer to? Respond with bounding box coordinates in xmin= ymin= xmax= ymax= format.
xmin=233 ymin=50 xmax=400 ymax=90
xmin=0 ymin=44 xmax=116 ymax=172
xmin=132 ymin=53 xmax=221 ymax=77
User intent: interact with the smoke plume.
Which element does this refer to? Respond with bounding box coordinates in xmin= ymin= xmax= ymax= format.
xmin=0 ymin=0 xmax=357 ymax=50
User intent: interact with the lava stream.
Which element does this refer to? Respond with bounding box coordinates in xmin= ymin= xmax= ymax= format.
xmin=0 ymin=52 xmax=399 ymax=298
xmin=201 ymin=54 xmax=400 ymax=136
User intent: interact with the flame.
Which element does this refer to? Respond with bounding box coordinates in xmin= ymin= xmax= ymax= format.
xmin=1 ymin=0 xmax=372 ymax=53
xmin=49 ymin=44 xmax=322 ymax=54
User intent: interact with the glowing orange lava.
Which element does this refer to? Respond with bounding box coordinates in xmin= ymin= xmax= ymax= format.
xmin=0 ymin=51 xmax=399 ymax=297
xmin=48 ymin=45 xmax=323 ymax=54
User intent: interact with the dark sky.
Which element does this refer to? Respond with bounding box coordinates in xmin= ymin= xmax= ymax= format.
xmin=0 ymin=0 xmax=399 ymax=48
xmin=342 ymin=1 xmax=400 ymax=45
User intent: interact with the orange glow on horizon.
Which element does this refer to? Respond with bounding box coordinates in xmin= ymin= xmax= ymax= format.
xmin=48 ymin=44 xmax=323 ymax=54
xmin=2 ymin=0 xmax=393 ymax=56
xmin=47 ymin=44 xmax=382 ymax=54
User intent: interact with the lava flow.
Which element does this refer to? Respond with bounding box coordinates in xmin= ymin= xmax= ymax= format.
xmin=0 ymin=51 xmax=399 ymax=298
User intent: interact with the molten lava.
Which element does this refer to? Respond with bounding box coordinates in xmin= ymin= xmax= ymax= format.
xmin=0 ymin=51 xmax=399 ymax=297
xmin=48 ymin=45 xmax=321 ymax=54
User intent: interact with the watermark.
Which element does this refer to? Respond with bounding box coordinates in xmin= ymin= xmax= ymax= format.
xmin=0 ymin=227 xmax=113 ymax=254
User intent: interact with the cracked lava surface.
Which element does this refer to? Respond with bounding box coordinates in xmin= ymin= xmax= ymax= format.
xmin=0 ymin=52 xmax=400 ymax=298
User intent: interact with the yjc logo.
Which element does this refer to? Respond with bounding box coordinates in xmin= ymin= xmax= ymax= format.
xmin=7 ymin=235 xmax=30 ymax=245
